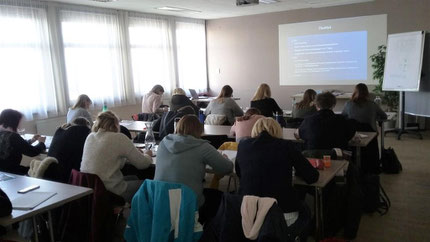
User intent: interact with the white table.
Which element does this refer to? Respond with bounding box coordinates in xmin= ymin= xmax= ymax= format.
xmin=120 ymin=120 xmax=151 ymax=133
xmin=0 ymin=174 xmax=93 ymax=242
xmin=22 ymin=134 xmax=53 ymax=150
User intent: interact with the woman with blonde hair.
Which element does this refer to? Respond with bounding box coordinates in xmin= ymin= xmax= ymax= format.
xmin=67 ymin=94 xmax=93 ymax=124
xmin=80 ymin=111 xmax=153 ymax=202
xmin=230 ymin=108 xmax=264 ymax=142
xmin=170 ymin=88 xmax=199 ymax=114
xmin=204 ymin=85 xmax=244 ymax=125
xmin=292 ymin=89 xmax=317 ymax=118
xmin=250 ymin=83 xmax=283 ymax=117
xmin=142 ymin=84 xmax=166 ymax=114
xmin=155 ymin=115 xmax=233 ymax=223
xmin=236 ymin=117 xmax=319 ymax=241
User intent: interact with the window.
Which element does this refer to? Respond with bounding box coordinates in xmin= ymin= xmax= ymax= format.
xmin=0 ymin=4 xmax=57 ymax=118
xmin=176 ymin=20 xmax=207 ymax=91
xmin=60 ymin=9 xmax=126 ymax=106
xmin=128 ymin=15 xmax=174 ymax=96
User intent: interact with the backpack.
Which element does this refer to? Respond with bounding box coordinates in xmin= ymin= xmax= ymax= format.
xmin=361 ymin=174 xmax=391 ymax=215
xmin=381 ymin=147 xmax=402 ymax=174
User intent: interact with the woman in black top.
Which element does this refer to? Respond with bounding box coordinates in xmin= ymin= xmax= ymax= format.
xmin=169 ymin=88 xmax=199 ymax=115
xmin=0 ymin=109 xmax=46 ymax=175
xmin=236 ymin=117 xmax=318 ymax=241
xmin=250 ymin=83 xmax=283 ymax=117
xmin=48 ymin=118 xmax=91 ymax=182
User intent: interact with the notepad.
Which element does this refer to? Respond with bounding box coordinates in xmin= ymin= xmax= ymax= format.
xmin=0 ymin=173 xmax=15 ymax=182
xmin=12 ymin=192 xmax=57 ymax=210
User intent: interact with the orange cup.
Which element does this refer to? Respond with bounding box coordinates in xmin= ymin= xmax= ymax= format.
xmin=323 ymin=155 xmax=331 ymax=168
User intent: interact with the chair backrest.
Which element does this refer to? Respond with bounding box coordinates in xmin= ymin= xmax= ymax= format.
xmin=218 ymin=141 xmax=238 ymax=151
xmin=124 ymin=179 xmax=202 ymax=242
xmin=204 ymin=114 xmax=227 ymax=125
xmin=28 ymin=157 xmax=58 ymax=179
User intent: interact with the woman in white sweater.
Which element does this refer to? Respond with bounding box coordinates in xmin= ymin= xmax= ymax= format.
xmin=80 ymin=111 xmax=152 ymax=202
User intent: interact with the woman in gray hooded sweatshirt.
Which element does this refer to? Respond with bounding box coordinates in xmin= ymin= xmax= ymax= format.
xmin=155 ymin=115 xmax=233 ymax=224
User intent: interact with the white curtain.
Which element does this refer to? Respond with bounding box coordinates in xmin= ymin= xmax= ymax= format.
xmin=176 ymin=20 xmax=207 ymax=92
xmin=0 ymin=0 xmax=57 ymax=119
xmin=60 ymin=6 xmax=126 ymax=107
xmin=128 ymin=13 xmax=175 ymax=97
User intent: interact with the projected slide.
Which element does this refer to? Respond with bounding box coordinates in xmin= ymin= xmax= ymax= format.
xmin=287 ymin=31 xmax=367 ymax=82
xmin=279 ymin=14 xmax=387 ymax=86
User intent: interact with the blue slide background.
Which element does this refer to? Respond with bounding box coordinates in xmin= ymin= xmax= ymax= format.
xmin=287 ymin=31 xmax=367 ymax=82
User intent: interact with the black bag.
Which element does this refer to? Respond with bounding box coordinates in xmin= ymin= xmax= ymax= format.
xmin=361 ymin=174 xmax=391 ymax=215
xmin=381 ymin=147 xmax=402 ymax=174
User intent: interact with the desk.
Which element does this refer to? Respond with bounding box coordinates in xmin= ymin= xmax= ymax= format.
xmin=120 ymin=120 xmax=151 ymax=133
xmin=192 ymin=97 xmax=240 ymax=103
xmin=22 ymin=134 xmax=53 ymax=150
xmin=348 ymin=132 xmax=377 ymax=169
xmin=203 ymin=125 xmax=233 ymax=137
xmin=294 ymin=160 xmax=348 ymax=241
xmin=0 ymin=174 xmax=93 ymax=242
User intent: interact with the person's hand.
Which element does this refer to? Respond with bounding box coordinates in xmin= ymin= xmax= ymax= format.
xmin=31 ymin=134 xmax=41 ymax=143
xmin=37 ymin=136 xmax=46 ymax=143
xmin=222 ymin=154 xmax=229 ymax=159
xmin=294 ymin=132 xmax=300 ymax=140
xmin=144 ymin=150 xmax=153 ymax=157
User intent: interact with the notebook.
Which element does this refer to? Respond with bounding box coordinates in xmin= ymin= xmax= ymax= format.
xmin=0 ymin=173 xmax=15 ymax=182
xmin=12 ymin=192 xmax=57 ymax=210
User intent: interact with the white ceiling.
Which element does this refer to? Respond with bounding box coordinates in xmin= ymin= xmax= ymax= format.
xmin=46 ymin=0 xmax=373 ymax=20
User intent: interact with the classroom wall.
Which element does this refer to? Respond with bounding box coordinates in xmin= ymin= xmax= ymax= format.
xmin=206 ymin=0 xmax=430 ymax=111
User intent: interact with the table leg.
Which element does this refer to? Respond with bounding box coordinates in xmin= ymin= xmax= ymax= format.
xmin=314 ymin=187 xmax=324 ymax=241
xmin=48 ymin=210 xmax=55 ymax=242
xmin=32 ymin=216 xmax=39 ymax=242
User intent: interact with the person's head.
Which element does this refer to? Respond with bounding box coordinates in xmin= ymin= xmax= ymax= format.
xmin=72 ymin=94 xmax=92 ymax=110
xmin=92 ymin=111 xmax=120 ymax=133
xmin=252 ymin=83 xmax=271 ymax=101
xmin=172 ymin=88 xmax=186 ymax=96
xmin=352 ymin=83 xmax=369 ymax=103
xmin=62 ymin=117 xmax=92 ymax=129
xmin=0 ymin=109 xmax=23 ymax=132
xmin=217 ymin=85 xmax=233 ymax=99
xmin=151 ymin=85 xmax=164 ymax=95
xmin=315 ymin=92 xmax=336 ymax=110
xmin=175 ymin=114 xmax=203 ymax=139
xmin=297 ymin=89 xmax=317 ymax=109
xmin=237 ymin=108 xmax=261 ymax=122
xmin=251 ymin=117 xmax=282 ymax=139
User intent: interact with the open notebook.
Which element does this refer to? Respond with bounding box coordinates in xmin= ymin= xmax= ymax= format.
xmin=12 ymin=192 xmax=57 ymax=210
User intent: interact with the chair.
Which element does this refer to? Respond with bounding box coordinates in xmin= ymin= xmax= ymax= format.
xmin=124 ymin=180 xmax=203 ymax=242
xmin=204 ymin=114 xmax=227 ymax=125
xmin=27 ymin=157 xmax=59 ymax=179
xmin=59 ymin=170 xmax=125 ymax=242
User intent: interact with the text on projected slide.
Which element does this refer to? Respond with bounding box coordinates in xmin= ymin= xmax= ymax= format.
xmin=286 ymin=31 xmax=367 ymax=84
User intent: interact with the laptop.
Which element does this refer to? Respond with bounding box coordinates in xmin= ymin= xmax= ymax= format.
xmin=189 ymin=89 xmax=207 ymax=100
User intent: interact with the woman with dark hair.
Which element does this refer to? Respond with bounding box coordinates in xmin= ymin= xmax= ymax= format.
xmin=0 ymin=109 xmax=46 ymax=175
xmin=342 ymin=83 xmax=387 ymax=174
xmin=230 ymin=108 xmax=264 ymax=142
xmin=250 ymin=83 xmax=283 ymax=117
xmin=170 ymin=88 xmax=199 ymax=115
xmin=67 ymin=94 xmax=93 ymax=124
xmin=292 ymin=89 xmax=317 ymax=118
xmin=142 ymin=84 xmax=166 ymax=114
xmin=204 ymin=85 xmax=244 ymax=125
xmin=155 ymin=115 xmax=233 ymax=224
xmin=342 ymin=83 xmax=387 ymax=131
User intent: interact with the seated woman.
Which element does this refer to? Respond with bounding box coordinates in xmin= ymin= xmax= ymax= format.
xmin=236 ymin=117 xmax=319 ymax=241
xmin=342 ymin=83 xmax=387 ymax=174
xmin=292 ymin=89 xmax=317 ymax=119
xmin=170 ymin=88 xmax=199 ymax=115
xmin=204 ymin=85 xmax=244 ymax=125
xmin=0 ymin=109 xmax=46 ymax=175
xmin=154 ymin=115 xmax=233 ymax=224
xmin=230 ymin=108 xmax=264 ymax=142
xmin=67 ymin=94 xmax=93 ymax=124
xmin=48 ymin=118 xmax=92 ymax=183
xmin=250 ymin=83 xmax=283 ymax=117
xmin=142 ymin=84 xmax=166 ymax=114
xmin=80 ymin=111 xmax=153 ymax=202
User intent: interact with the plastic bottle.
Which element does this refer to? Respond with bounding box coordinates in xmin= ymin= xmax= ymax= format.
xmin=102 ymin=103 xmax=108 ymax=112
xmin=144 ymin=122 xmax=156 ymax=151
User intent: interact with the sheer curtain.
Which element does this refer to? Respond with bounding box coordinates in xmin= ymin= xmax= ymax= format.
xmin=60 ymin=7 xmax=126 ymax=107
xmin=0 ymin=0 xmax=57 ymax=119
xmin=176 ymin=19 xmax=207 ymax=92
xmin=128 ymin=13 xmax=175 ymax=97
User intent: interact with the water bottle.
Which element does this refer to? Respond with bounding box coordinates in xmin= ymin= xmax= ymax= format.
xmin=102 ymin=103 xmax=108 ymax=112
xmin=374 ymin=96 xmax=382 ymax=106
xmin=144 ymin=122 xmax=156 ymax=151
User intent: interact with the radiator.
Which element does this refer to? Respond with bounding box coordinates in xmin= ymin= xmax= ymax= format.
xmin=36 ymin=116 xmax=67 ymax=136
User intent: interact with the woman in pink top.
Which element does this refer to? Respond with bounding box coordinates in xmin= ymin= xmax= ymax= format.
xmin=230 ymin=108 xmax=264 ymax=142
xmin=142 ymin=85 xmax=165 ymax=113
